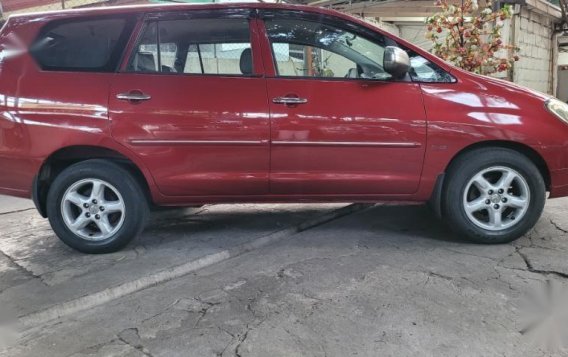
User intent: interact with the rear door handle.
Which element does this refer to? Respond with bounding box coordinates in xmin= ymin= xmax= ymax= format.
xmin=116 ymin=91 xmax=152 ymax=102
xmin=272 ymin=97 xmax=308 ymax=105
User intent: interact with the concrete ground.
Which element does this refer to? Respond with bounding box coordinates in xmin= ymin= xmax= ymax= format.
xmin=0 ymin=195 xmax=568 ymax=356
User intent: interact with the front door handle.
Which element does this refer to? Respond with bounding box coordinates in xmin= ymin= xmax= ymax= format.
xmin=272 ymin=97 xmax=308 ymax=105
xmin=116 ymin=91 xmax=152 ymax=102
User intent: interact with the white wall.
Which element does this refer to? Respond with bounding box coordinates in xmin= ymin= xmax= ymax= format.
xmin=559 ymin=52 xmax=568 ymax=65
xmin=362 ymin=17 xmax=401 ymax=36
xmin=398 ymin=24 xmax=432 ymax=50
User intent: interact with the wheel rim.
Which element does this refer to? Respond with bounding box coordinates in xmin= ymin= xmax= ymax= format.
xmin=462 ymin=166 xmax=530 ymax=232
xmin=60 ymin=179 xmax=126 ymax=241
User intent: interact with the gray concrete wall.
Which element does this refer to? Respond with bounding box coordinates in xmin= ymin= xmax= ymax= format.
xmin=557 ymin=68 xmax=568 ymax=102
xmin=513 ymin=7 xmax=555 ymax=93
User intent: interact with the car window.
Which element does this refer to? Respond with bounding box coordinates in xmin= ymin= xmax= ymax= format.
xmin=265 ymin=19 xmax=391 ymax=80
xmin=30 ymin=17 xmax=131 ymax=72
xmin=264 ymin=18 xmax=454 ymax=83
xmin=184 ymin=43 xmax=251 ymax=75
xmin=408 ymin=52 xmax=455 ymax=83
xmin=128 ymin=18 xmax=253 ymax=76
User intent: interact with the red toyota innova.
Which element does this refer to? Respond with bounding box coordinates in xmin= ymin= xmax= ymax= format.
xmin=1 ymin=3 xmax=568 ymax=253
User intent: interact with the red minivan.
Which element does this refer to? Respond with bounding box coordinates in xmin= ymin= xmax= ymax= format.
xmin=1 ymin=3 xmax=567 ymax=253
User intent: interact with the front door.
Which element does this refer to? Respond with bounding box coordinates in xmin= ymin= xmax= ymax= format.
xmin=260 ymin=14 xmax=428 ymax=195
xmin=110 ymin=11 xmax=270 ymax=197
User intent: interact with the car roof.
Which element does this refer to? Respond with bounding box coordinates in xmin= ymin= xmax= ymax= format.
xmin=10 ymin=2 xmax=346 ymax=21
xmin=7 ymin=1 xmax=453 ymax=74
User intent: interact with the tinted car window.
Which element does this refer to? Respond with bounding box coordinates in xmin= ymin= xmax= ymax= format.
xmin=128 ymin=18 xmax=252 ymax=76
xmin=31 ymin=17 xmax=131 ymax=72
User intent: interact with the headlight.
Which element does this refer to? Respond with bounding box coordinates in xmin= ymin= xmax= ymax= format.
xmin=545 ymin=98 xmax=568 ymax=125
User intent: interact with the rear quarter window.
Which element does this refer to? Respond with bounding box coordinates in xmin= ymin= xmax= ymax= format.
xmin=30 ymin=16 xmax=134 ymax=72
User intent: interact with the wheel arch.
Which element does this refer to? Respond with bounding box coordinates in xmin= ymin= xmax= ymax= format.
xmin=33 ymin=145 xmax=154 ymax=218
xmin=428 ymin=140 xmax=551 ymax=218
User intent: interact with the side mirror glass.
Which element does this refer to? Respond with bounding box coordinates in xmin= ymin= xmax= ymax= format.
xmin=383 ymin=46 xmax=410 ymax=79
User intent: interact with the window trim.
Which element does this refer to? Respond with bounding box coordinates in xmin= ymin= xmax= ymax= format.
xmin=30 ymin=14 xmax=137 ymax=73
xmin=145 ymin=8 xmax=255 ymax=22
xmin=123 ymin=13 xmax=260 ymax=78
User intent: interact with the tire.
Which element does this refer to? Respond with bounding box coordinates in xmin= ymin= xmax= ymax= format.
xmin=443 ymin=147 xmax=546 ymax=244
xmin=46 ymin=159 xmax=149 ymax=254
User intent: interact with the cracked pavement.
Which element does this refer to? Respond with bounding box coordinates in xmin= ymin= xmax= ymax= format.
xmin=1 ymin=195 xmax=568 ymax=356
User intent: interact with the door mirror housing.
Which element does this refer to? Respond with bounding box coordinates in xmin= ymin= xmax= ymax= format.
xmin=383 ymin=46 xmax=410 ymax=79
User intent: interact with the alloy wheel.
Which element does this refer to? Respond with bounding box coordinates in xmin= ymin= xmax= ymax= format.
xmin=462 ymin=166 xmax=530 ymax=231
xmin=60 ymin=178 xmax=126 ymax=241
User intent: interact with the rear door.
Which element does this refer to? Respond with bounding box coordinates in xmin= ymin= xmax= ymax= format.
xmin=109 ymin=10 xmax=271 ymax=197
xmin=0 ymin=15 xmax=135 ymax=195
xmin=259 ymin=12 xmax=428 ymax=195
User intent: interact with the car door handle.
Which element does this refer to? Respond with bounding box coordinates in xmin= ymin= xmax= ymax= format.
xmin=272 ymin=97 xmax=308 ymax=105
xmin=116 ymin=91 xmax=152 ymax=102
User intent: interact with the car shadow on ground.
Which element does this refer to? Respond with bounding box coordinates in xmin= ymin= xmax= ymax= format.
xmin=0 ymin=203 xmax=492 ymax=294
xmin=361 ymin=204 xmax=467 ymax=243
xmin=137 ymin=203 xmax=465 ymax=250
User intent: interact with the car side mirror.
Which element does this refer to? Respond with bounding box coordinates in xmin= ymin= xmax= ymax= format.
xmin=383 ymin=46 xmax=410 ymax=79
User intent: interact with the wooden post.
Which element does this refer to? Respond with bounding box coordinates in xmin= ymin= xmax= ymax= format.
xmin=305 ymin=46 xmax=314 ymax=76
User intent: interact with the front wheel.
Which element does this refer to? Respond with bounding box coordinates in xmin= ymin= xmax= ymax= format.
xmin=46 ymin=160 xmax=148 ymax=254
xmin=443 ymin=148 xmax=546 ymax=244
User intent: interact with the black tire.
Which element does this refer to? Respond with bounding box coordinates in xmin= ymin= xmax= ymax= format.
xmin=443 ymin=147 xmax=546 ymax=244
xmin=46 ymin=159 xmax=149 ymax=254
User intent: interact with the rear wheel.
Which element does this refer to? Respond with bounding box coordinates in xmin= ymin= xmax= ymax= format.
xmin=443 ymin=148 xmax=546 ymax=244
xmin=47 ymin=160 xmax=148 ymax=253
